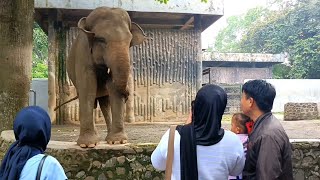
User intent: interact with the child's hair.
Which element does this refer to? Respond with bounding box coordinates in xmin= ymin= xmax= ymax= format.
xmin=232 ymin=113 xmax=251 ymax=134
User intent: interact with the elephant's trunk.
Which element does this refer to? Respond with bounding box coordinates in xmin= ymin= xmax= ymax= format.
xmin=106 ymin=43 xmax=130 ymax=99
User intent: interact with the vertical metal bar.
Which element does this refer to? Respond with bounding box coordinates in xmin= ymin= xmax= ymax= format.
xmin=29 ymin=89 xmax=36 ymax=106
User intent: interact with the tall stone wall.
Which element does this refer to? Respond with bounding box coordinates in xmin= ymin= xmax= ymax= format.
xmin=1 ymin=134 xmax=319 ymax=180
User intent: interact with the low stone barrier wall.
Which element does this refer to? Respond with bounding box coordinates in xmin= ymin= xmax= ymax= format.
xmin=284 ymin=103 xmax=319 ymax=121
xmin=1 ymin=131 xmax=319 ymax=180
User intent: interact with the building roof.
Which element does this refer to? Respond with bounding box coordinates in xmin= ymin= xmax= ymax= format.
xmin=202 ymin=52 xmax=285 ymax=68
xmin=35 ymin=0 xmax=224 ymax=33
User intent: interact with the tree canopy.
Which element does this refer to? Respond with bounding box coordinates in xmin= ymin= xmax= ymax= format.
xmin=214 ymin=0 xmax=320 ymax=79
xmin=214 ymin=7 xmax=269 ymax=52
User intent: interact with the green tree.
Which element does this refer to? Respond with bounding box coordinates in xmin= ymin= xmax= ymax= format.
xmin=240 ymin=0 xmax=320 ymax=78
xmin=32 ymin=22 xmax=48 ymax=78
xmin=214 ymin=7 xmax=269 ymax=52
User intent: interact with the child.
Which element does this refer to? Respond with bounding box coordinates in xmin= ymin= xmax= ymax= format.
xmin=229 ymin=113 xmax=253 ymax=180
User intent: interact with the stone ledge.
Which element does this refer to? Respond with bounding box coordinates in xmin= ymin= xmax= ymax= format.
xmin=1 ymin=131 xmax=319 ymax=180
xmin=1 ymin=130 xmax=157 ymax=151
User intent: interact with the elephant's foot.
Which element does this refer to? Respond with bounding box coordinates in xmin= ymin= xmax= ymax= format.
xmin=77 ymin=132 xmax=100 ymax=148
xmin=105 ymin=131 xmax=128 ymax=144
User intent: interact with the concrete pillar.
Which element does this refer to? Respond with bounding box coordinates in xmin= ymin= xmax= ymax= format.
xmin=48 ymin=11 xmax=71 ymax=125
xmin=195 ymin=15 xmax=202 ymax=91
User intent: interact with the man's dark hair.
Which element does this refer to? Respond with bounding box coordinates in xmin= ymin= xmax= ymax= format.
xmin=242 ymin=80 xmax=276 ymax=113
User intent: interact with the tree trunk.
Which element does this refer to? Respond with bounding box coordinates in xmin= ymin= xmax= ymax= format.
xmin=0 ymin=0 xmax=34 ymax=133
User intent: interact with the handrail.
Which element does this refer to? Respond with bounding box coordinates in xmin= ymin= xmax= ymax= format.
xmin=29 ymin=89 xmax=36 ymax=106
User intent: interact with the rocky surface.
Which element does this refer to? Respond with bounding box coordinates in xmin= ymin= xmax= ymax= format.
xmin=284 ymin=103 xmax=319 ymax=121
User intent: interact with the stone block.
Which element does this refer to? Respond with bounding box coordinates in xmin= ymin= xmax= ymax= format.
xmin=284 ymin=103 xmax=319 ymax=121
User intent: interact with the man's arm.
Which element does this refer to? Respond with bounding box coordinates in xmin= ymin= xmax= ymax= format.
xmin=256 ymin=136 xmax=282 ymax=180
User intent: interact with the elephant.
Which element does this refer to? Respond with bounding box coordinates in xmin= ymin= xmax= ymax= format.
xmin=66 ymin=7 xmax=146 ymax=148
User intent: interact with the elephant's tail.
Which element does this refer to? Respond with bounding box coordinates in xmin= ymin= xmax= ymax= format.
xmin=54 ymin=96 xmax=78 ymax=111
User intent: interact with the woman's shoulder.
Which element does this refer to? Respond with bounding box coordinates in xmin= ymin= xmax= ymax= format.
xmin=28 ymin=154 xmax=63 ymax=168
xmin=222 ymin=130 xmax=243 ymax=143
xmin=45 ymin=155 xmax=62 ymax=164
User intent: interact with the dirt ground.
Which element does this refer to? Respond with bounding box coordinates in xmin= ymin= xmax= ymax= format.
xmin=51 ymin=114 xmax=320 ymax=144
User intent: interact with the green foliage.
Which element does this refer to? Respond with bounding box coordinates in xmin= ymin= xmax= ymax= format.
xmin=240 ymin=0 xmax=320 ymax=79
xmin=155 ymin=0 xmax=207 ymax=4
xmin=214 ymin=7 xmax=269 ymax=52
xmin=32 ymin=22 xmax=48 ymax=78
xmin=215 ymin=0 xmax=320 ymax=79
xmin=32 ymin=62 xmax=48 ymax=78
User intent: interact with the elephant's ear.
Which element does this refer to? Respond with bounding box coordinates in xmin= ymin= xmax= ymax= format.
xmin=130 ymin=22 xmax=147 ymax=47
xmin=78 ymin=17 xmax=95 ymax=49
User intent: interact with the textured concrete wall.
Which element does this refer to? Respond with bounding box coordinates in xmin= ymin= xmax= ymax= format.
xmin=206 ymin=67 xmax=272 ymax=85
xmin=284 ymin=103 xmax=319 ymax=121
xmin=132 ymin=29 xmax=201 ymax=122
xmin=1 ymin=133 xmax=319 ymax=180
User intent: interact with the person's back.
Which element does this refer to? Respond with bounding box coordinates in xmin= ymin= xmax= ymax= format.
xmin=152 ymin=84 xmax=246 ymax=180
xmin=152 ymin=130 xmax=245 ymax=180
xmin=197 ymin=131 xmax=245 ymax=179
xmin=19 ymin=154 xmax=67 ymax=180
xmin=244 ymin=113 xmax=292 ymax=179
xmin=0 ymin=106 xmax=67 ymax=180
xmin=240 ymin=80 xmax=293 ymax=180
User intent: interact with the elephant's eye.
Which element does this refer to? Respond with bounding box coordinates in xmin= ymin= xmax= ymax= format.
xmin=94 ymin=37 xmax=106 ymax=44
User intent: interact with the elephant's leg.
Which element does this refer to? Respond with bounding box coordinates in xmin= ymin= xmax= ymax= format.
xmin=98 ymin=96 xmax=112 ymax=133
xmin=105 ymin=84 xmax=128 ymax=144
xmin=77 ymin=72 xmax=99 ymax=148
xmin=125 ymin=72 xmax=135 ymax=123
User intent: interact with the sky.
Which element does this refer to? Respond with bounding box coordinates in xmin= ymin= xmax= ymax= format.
xmin=201 ymin=0 xmax=268 ymax=49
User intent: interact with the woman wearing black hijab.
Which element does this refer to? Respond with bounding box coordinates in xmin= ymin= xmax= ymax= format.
xmin=0 ymin=106 xmax=67 ymax=180
xmin=151 ymin=85 xmax=245 ymax=180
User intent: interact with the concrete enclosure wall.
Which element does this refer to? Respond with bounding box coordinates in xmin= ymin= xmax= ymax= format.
xmin=29 ymin=79 xmax=48 ymax=111
xmin=1 ymin=134 xmax=319 ymax=180
xmin=264 ymin=79 xmax=320 ymax=112
xmin=132 ymin=29 xmax=201 ymax=121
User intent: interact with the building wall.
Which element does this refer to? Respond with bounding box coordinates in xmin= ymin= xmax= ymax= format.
xmin=204 ymin=67 xmax=272 ymax=85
